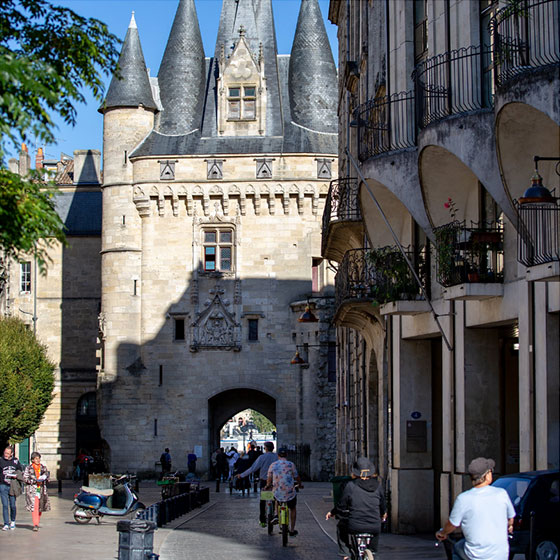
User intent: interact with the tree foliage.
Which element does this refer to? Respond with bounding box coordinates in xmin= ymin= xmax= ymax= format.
xmin=251 ymin=410 xmax=276 ymax=434
xmin=0 ymin=0 xmax=120 ymax=267
xmin=0 ymin=317 xmax=55 ymax=445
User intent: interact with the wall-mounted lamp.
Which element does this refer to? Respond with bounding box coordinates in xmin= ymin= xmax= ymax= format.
xmin=289 ymin=343 xmax=325 ymax=365
xmin=298 ymin=302 xmax=319 ymax=323
xmin=518 ymin=156 xmax=559 ymax=205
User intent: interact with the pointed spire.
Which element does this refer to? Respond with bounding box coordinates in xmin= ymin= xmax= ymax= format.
xmin=288 ymin=0 xmax=337 ymax=133
xmin=157 ymin=0 xmax=206 ymax=134
xmin=100 ymin=12 xmax=157 ymax=113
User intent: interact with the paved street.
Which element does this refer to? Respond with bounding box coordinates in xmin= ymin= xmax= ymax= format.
xmin=0 ymin=480 xmax=523 ymax=560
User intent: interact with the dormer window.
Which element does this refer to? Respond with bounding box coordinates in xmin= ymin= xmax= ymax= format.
xmin=228 ymin=86 xmax=257 ymax=121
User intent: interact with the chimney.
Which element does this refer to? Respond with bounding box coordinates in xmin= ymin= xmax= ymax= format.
xmin=35 ymin=147 xmax=44 ymax=170
xmin=19 ymin=143 xmax=30 ymax=176
xmin=73 ymin=149 xmax=101 ymax=185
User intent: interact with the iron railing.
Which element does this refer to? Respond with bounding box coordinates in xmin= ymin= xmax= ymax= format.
xmin=516 ymin=200 xmax=560 ymax=266
xmin=356 ymin=90 xmax=416 ymax=161
xmin=491 ymin=0 xmax=560 ymax=88
xmin=322 ymin=178 xmax=361 ymax=239
xmin=335 ymin=246 xmax=427 ymax=310
xmin=433 ymin=221 xmax=504 ymax=287
xmin=413 ymin=45 xmax=493 ymax=129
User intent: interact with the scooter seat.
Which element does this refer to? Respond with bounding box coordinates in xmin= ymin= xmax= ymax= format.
xmin=81 ymin=486 xmax=114 ymax=496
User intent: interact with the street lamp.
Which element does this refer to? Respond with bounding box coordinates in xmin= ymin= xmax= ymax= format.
xmin=518 ymin=156 xmax=559 ymax=205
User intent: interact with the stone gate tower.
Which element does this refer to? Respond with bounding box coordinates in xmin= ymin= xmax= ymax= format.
xmin=98 ymin=0 xmax=338 ymax=478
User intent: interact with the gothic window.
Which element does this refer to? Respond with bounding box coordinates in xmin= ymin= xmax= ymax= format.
xmin=256 ymin=158 xmax=273 ymax=179
xmin=316 ymin=158 xmax=332 ymax=179
xmin=207 ymin=159 xmax=224 ymax=180
xmin=159 ymin=160 xmax=176 ymax=180
xmin=227 ymin=86 xmax=257 ymax=121
xmin=20 ymin=261 xmax=31 ymax=293
xmin=174 ymin=318 xmax=185 ymax=341
xmin=203 ymin=228 xmax=234 ymax=272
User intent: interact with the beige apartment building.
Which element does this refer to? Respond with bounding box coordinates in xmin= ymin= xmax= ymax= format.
xmin=326 ymin=0 xmax=559 ymax=533
xmin=2 ymin=0 xmax=339 ymax=480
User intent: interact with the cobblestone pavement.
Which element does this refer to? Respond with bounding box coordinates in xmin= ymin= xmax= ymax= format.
xmin=0 ymin=480 xmax=525 ymax=560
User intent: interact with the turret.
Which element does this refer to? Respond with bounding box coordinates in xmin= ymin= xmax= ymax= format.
xmin=288 ymin=0 xmax=337 ymax=133
xmin=156 ymin=0 xmax=206 ymax=135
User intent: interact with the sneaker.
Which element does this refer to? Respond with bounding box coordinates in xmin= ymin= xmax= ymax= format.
xmin=260 ymin=522 xmax=266 ymax=528
xmin=271 ymin=515 xmax=278 ymax=525
xmin=289 ymin=530 xmax=298 ymax=537
xmin=9 ymin=522 xmax=15 ymax=530
xmin=2 ymin=525 xmax=9 ymax=531
xmin=33 ymin=526 xmax=38 ymax=532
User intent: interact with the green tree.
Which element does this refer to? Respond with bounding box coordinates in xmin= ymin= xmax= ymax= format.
xmin=251 ymin=410 xmax=275 ymax=434
xmin=0 ymin=317 xmax=55 ymax=445
xmin=0 ymin=0 xmax=120 ymax=269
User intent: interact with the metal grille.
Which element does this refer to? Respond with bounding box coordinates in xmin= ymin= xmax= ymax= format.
xmin=433 ymin=221 xmax=504 ymax=287
xmin=491 ymin=0 xmax=560 ymax=88
xmin=285 ymin=444 xmax=311 ymax=481
xmin=413 ymin=45 xmax=493 ymax=129
xmin=516 ymin=201 xmax=560 ymax=266
xmin=355 ymin=90 xmax=416 ymax=161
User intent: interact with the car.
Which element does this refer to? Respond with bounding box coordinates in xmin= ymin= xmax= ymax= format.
xmin=492 ymin=469 xmax=559 ymax=560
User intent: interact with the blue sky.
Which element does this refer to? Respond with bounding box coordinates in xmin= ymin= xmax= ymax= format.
xmin=27 ymin=0 xmax=338 ymax=163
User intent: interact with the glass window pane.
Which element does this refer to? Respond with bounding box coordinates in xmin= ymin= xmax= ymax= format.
xmin=205 ymin=247 xmax=216 ymax=270
xmin=220 ymin=231 xmax=232 ymax=243
xmin=244 ymin=87 xmax=256 ymax=97
xmin=220 ymin=247 xmax=232 ymax=270
xmin=248 ymin=318 xmax=258 ymax=341
xmin=204 ymin=231 xmax=216 ymax=243
xmin=244 ymin=100 xmax=255 ymax=119
xmin=228 ymin=100 xmax=240 ymax=119
xmin=205 ymin=246 xmax=216 ymax=256
xmin=229 ymin=87 xmax=240 ymax=97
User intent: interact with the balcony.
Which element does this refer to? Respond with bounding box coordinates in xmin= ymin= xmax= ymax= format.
xmin=321 ymin=178 xmax=363 ymax=262
xmin=517 ymin=198 xmax=560 ymax=281
xmin=434 ymin=221 xmax=504 ymax=300
xmin=413 ymin=45 xmax=493 ymax=129
xmin=355 ymin=90 xmax=416 ymax=162
xmin=335 ymin=247 xmax=428 ymax=319
xmin=491 ymin=0 xmax=560 ymax=89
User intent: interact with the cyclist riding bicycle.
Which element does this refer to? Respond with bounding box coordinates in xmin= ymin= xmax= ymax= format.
xmin=237 ymin=441 xmax=278 ymax=527
xmin=326 ymin=457 xmax=387 ymax=559
xmin=266 ymin=447 xmax=303 ymax=537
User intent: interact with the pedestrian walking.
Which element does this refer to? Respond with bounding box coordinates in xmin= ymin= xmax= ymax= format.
xmin=226 ymin=447 xmax=239 ymax=481
xmin=326 ymin=457 xmax=386 ymax=559
xmin=1 ymin=445 xmax=22 ymax=531
xmin=23 ymin=451 xmax=50 ymax=532
xmin=159 ymin=448 xmax=172 ymax=478
xmin=187 ymin=450 xmax=197 ymax=474
xmin=436 ymin=457 xmax=515 ymax=560
xmin=216 ymin=448 xmax=228 ymax=481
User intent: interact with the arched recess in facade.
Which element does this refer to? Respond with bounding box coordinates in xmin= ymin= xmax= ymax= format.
xmin=495 ymin=102 xmax=560 ymax=203
xmin=208 ymin=388 xmax=276 ymax=453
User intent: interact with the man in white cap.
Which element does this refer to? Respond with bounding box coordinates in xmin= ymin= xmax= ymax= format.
xmin=436 ymin=457 xmax=515 ymax=560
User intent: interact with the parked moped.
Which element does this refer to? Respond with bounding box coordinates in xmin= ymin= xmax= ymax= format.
xmin=73 ymin=474 xmax=145 ymax=524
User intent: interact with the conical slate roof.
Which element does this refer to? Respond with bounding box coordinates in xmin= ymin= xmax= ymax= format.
xmin=156 ymin=0 xmax=206 ymax=135
xmin=288 ymin=0 xmax=337 ymax=133
xmin=100 ymin=13 xmax=157 ymax=113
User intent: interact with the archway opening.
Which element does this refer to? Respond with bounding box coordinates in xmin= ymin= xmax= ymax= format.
xmin=220 ymin=408 xmax=277 ymax=453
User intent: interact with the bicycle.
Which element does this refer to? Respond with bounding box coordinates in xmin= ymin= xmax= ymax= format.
xmin=261 ymin=491 xmax=290 ymax=546
xmin=349 ymin=533 xmax=376 ymax=559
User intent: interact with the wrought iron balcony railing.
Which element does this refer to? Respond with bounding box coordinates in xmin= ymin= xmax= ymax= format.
xmin=355 ymin=91 xmax=416 ymax=161
xmin=413 ymin=45 xmax=494 ymax=129
xmin=321 ymin=178 xmax=361 ymax=254
xmin=335 ymin=246 xmax=427 ymax=311
xmin=491 ymin=0 xmax=560 ymax=89
xmin=516 ymin=199 xmax=560 ymax=266
xmin=433 ymin=221 xmax=504 ymax=287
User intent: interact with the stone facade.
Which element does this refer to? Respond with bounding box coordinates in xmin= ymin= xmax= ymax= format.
xmin=328 ymin=0 xmax=559 ymax=532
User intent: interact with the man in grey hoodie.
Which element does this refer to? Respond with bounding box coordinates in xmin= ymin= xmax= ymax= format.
xmin=326 ymin=457 xmax=387 ymax=559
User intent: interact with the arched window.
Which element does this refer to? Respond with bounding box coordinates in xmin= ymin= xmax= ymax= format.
xmin=77 ymin=392 xmax=97 ymax=419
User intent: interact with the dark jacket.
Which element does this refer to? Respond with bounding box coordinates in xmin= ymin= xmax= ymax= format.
xmin=0 ymin=456 xmax=22 ymax=486
xmin=336 ymin=477 xmax=386 ymax=534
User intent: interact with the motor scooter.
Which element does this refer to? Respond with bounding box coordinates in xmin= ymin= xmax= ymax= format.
xmin=73 ymin=474 xmax=145 ymax=524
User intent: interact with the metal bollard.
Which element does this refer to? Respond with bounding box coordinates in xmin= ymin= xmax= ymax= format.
xmin=117 ymin=519 xmax=157 ymax=560
xmin=58 ymin=479 xmax=62 ymax=493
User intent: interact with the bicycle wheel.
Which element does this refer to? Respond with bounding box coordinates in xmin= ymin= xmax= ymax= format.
xmin=364 ymin=550 xmax=374 ymax=560
xmin=281 ymin=523 xmax=288 ymax=547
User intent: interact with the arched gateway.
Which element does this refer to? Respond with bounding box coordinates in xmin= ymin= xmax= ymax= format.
xmin=208 ymin=388 xmax=276 ymax=453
